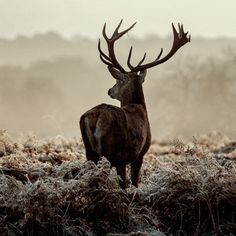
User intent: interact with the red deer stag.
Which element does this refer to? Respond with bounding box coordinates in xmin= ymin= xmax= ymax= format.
xmin=80 ymin=20 xmax=190 ymax=188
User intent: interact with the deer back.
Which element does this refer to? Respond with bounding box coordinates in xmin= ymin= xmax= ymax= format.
xmin=81 ymin=103 xmax=150 ymax=165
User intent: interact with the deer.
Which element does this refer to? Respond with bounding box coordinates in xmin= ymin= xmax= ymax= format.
xmin=80 ymin=20 xmax=190 ymax=188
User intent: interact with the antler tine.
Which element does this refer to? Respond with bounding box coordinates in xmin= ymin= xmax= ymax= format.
xmin=98 ymin=39 xmax=112 ymax=63
xmin=128 ymin=23 xmax=190 ymax=72
xmin=127 ymin=46 xmax=147 ymax=70
xmin=179 ymin=23 xmax=191 ymax=41
xmin=138 ymin=53 xmax=147 ymax=66
xmin=113 ymin=19 xmax=123 ymax=37
xmin=99 ymin=54 xmax=112 ymax=67
xmin=178 ymin=23 xmax=183 ymax=37
xmin=102 ymin=23 xmax=110 ymax=42
xmin=113 ymin=22 xmax=136 ymax=41
xmin=172 ymin=23 xmax=179 ymax=38
xmin=156 ymin=48 xmax=163 ymax=60
xmin=127 ymin=46 xmax=134 ymax=70
xmin=98 ymin=39 xmax=114 ymax=67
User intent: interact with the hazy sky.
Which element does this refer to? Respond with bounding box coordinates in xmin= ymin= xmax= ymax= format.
xmin=0 ymin=0 xmax=235 ymax=39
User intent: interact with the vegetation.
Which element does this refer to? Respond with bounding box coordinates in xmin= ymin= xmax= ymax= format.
xmin=0 ymin=130 xmax=235 ymax=235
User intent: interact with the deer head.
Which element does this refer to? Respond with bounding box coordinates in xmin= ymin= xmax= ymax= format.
xmin=107 ymin=66 xmax=147 ymax=102
xmin=98 ymin=20 xmax=190 ymax=104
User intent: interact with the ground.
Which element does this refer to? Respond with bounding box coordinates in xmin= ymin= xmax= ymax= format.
xmin=0 ymin=130 xmax=235 ymax=236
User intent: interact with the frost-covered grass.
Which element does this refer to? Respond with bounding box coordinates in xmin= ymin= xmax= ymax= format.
xmin=0 ymin=130 xmax=235 ymax=236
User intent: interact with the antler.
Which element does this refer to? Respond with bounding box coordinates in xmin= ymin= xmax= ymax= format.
xmin=98 ymin=19 xmax=136 ymax=73
xmin=98 ymin=21 xmax=190 ymax=73
xmin=127 ymin=23 xmax=191 ymax=72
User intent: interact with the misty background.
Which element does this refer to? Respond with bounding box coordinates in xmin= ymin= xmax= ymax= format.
xmin=0 ymin=1 xmax=236 ymax=139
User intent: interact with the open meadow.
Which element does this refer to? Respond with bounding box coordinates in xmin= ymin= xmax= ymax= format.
xmin=0 ymin=130 xmax=235 ymax=235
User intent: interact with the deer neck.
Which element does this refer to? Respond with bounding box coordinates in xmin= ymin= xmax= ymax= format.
xmin=120 ymin=83 xmax=147 ymax=111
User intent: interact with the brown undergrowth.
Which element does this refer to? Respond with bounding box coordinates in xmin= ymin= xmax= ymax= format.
xmin=0 ymin=130 xmax=235 ymax=235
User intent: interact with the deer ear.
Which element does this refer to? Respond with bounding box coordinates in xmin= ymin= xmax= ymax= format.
xmin=108 ymin=66 xmax=125 ymax=80
xmin=138 ymin=70 xmax=147 ymax=83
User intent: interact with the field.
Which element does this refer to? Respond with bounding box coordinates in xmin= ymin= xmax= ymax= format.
xmin=0 ymin=33 xmax=236 ymax=236
xmin=0 ymin=130 xmax=235 ymax=236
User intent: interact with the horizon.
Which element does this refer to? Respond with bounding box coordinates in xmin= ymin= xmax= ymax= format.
xmin=1 ymin=30 xmax=236 ymax=41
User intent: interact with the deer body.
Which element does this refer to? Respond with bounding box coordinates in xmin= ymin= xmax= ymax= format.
xmin=80 ymin=103 xmax=150 ymax=166
xmin=80 ymin=69 xmax=151 ymax=188
xmin=80 ymin=21 xmax=190 ymax=188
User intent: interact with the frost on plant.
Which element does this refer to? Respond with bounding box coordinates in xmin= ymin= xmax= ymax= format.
xmin=0 ymin=131 xmax=235 ymax=235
